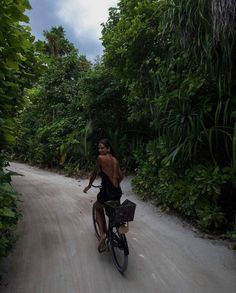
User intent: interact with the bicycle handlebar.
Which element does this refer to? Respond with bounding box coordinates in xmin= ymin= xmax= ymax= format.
xmin=91 ymin=184 xmax=102 ymax=188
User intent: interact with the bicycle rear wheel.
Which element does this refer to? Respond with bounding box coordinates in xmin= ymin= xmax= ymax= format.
xmin=92 ymin=203 xmax=100 ymax=239
xmin=109 ymin=226 xmax=129 ymax=273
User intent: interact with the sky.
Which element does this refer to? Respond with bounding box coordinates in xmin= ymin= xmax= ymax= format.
xmin=26 ymin=0 xmax=118 ymax=61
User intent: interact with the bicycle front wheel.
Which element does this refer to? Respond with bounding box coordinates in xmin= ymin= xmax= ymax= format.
xmin=109 ymin=226 xmax=129 ymax=273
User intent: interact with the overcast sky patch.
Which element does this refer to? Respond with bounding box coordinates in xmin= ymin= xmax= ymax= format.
xmin=27 ymin=0 xmax=118 ymax=61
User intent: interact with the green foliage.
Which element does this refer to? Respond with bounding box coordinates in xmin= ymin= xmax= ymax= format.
xmin=12 ymin=1 xmax=236 ymax=234
xmin=79 ymin=63 xmax=140 ymax=168
xmin=103 ymin=0 xmax=236 ymax=230
xmin=14 ymin=27 xmax=93 ymax=170
xmin=102 ymin=0 xmax=235 ymax=167
xmin=0 ymin=0 xmax=42 ymax=259
xmin=133 ymin=148 xmax=231 ymax=229
xmin=0 ymin=158 xmax=20 ymax=257
xmin=0 ymin=0 xmax=43 ymax=148
xmin=43 ymin=26 xmax=77 ymax=57
xmin=225 ymin=230 xmax=236 ymax=246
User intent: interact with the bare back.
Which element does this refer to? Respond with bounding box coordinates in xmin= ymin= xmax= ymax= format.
xmin=97 ymin=154 xmax=123 ymax=187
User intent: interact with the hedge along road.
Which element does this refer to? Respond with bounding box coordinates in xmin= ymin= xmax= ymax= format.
xmin=0 ymin=162 xmax=235 ymax=293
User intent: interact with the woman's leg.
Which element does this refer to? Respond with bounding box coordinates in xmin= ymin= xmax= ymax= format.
xmin=95 ymin=201 xmax=106 ymax=241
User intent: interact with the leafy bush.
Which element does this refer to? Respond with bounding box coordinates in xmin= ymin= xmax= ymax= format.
xmin=0 ymin=160 xmax=20 ymax=257
xmin=132 ymin=140 xmax=163 ymax=197
xmin=133 ymin=141 xmax=232 ymax=230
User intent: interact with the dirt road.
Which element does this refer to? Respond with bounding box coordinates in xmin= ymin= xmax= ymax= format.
xmin=0 ymin=162 xmax=235 ymax=293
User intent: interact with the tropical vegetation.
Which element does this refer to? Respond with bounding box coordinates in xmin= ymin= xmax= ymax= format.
xmin=0 ymin=0 xmax=43 ymax=258
xmin=1 ymin=0 xmax=236 ymax=259
xmin=101 ymin=0 xmax=236 ymax=231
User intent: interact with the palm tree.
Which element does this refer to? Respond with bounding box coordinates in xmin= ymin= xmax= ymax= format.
xmin=43 ymin=26 xmax=76 ymax=57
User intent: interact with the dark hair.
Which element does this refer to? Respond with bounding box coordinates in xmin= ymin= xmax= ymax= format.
xmin=98 ymin=138 xmax=116 ymax=157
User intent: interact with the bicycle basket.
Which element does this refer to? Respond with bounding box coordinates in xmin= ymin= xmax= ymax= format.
xmin=105 ymin=199 xmax=136 ymax=223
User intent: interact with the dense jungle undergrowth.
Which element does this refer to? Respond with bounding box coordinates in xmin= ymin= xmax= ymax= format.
xmin=1 ymin=0 xmax=236 ymax=259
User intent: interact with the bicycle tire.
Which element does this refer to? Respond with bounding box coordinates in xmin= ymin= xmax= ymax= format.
xmin=92 ymin=203 xmax=100 ymax=239
xmin=109 ymin=226 xmax=129 ymax=273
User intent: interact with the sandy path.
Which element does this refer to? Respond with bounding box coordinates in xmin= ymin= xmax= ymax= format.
xmin=0 ymin=162 xmax=235 ymax=293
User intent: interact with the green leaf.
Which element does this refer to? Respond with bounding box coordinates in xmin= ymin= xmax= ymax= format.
xmin=0 ymin=208 xmax=15 ymax=218
xmin=5 ymin=59 xmax=19 ymax=70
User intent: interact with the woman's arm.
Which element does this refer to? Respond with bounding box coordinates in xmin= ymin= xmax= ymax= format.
xmin=83 ymin=158 xmax=100 ymax=193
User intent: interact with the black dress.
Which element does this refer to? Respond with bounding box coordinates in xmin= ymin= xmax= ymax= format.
xmin=97 ymin=170 xmax=122 ymax=204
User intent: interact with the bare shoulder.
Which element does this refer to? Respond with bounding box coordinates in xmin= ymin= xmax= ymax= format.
xmin=98 ymin=154 xmax=118 ymax=165
xmin=97 ymin=155 xmax=107 ymax=166
xmin=97 ymin=155 xmax=105 ymax=162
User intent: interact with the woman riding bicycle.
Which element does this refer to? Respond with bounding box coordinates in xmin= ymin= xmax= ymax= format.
xmin=83 ymin=138 xmax=123 ymax=252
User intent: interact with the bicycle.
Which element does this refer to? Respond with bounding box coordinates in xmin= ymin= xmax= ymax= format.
xmin=91 ymin=184 xmax=136 ymax=273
